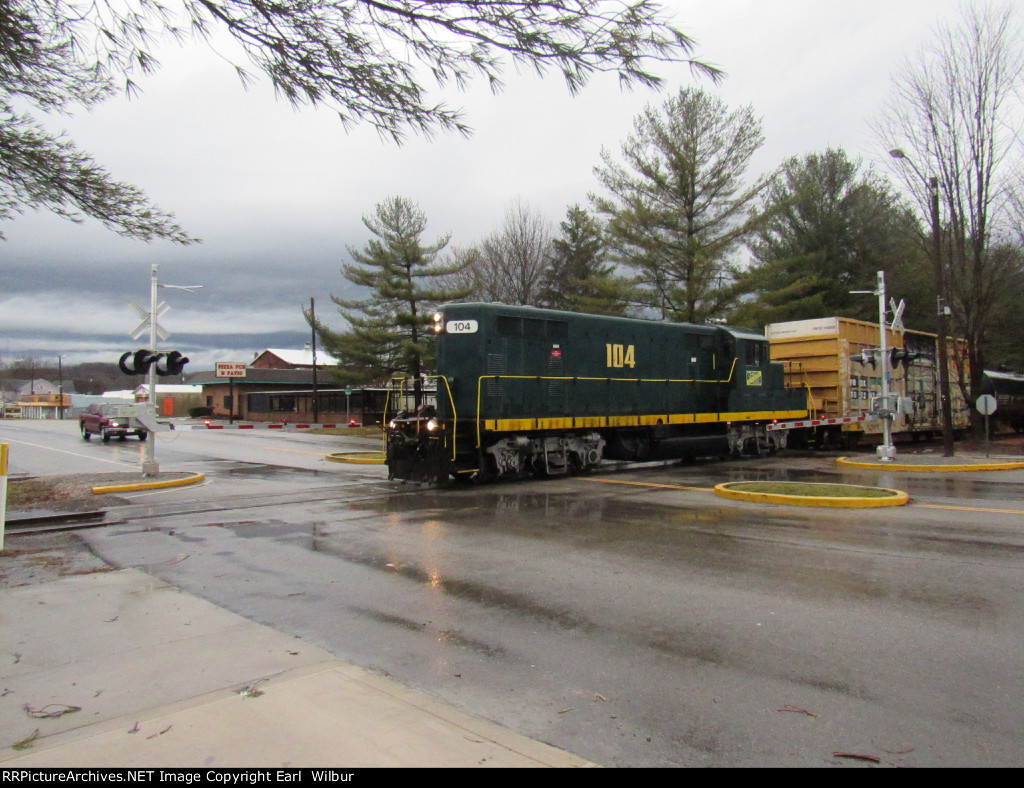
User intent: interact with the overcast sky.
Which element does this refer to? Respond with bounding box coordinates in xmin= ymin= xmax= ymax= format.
xmin=0 ymin=0 xmax=972 ymax=372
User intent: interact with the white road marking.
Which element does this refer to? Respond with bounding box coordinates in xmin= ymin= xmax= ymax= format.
xmin=2 ymin=437 xmax=136 ymax=467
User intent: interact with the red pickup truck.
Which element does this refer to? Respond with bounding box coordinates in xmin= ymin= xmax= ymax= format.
xmin=80 ymin=404 xmax=147 ymax=442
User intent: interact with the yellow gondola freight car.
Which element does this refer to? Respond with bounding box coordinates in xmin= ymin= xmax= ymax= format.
xmin=765 ymin=316 xmax=969 ymax=448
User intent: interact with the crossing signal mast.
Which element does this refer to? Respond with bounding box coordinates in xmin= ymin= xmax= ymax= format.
xmin=125 ymin=264 xmax=201 ymax=476
xmin=851 ymin=271 xmax=906 ymax=462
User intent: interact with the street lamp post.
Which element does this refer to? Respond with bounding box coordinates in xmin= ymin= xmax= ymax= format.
xmin=889 ymin=149 xmax=956 ymax=457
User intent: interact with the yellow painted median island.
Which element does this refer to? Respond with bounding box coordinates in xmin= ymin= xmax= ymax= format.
xmin=715 ymin=481 xmax=908 ymax=508
xmin=327 ymin=451 xmax=386 ymax=464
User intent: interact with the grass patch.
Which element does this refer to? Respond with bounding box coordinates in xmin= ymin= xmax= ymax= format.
xmin=7 ymin=478 xmax=79 ymax=508
xmin=726 ymin=482 xmax=896 ymax=498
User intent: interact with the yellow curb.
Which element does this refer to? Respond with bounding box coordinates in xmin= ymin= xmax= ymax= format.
xmin=326 ymin=451 xmax=386 ymax=465
xmin=714 ymin=482 xmax=909 ymax=508
xmin=837 ymin=456 xmax=1024 ymax=472
xmin=92 ymin=472 xmax=206 ymax=494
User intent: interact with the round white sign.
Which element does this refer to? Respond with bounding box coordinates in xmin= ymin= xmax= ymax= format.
xmin=976 ymin=394 xmax=998 ymax=415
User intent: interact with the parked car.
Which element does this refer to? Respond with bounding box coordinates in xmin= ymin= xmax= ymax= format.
xmin=80 ymin=404 xmax=147 ymax=442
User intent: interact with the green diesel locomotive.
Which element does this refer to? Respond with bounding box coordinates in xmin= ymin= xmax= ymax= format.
xmin=384 ymin=303 xmax=809 ymax=484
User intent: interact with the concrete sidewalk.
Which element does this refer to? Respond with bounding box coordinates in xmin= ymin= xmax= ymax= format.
xmin=0 ymin=569 xmax=596 ymax=768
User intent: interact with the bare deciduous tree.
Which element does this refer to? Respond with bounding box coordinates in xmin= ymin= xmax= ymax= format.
xmin=455 ymin=199 xmax=553 ymax=305
xmin=877 ymin=2 xmax=1024 ymax=415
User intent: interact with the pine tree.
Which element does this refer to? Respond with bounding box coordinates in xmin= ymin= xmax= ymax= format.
xmin=593 ymin=87 xmax=767 ymax=323
xmin=540 ymin=205 xmax=631 ymax=315
xmin=1 ymin=1 xmax=718 ymax=240
xmin=734 ymin=149 xmax=924 ymax=329
xmin=309 ymin=197 xmax=469 ymax=400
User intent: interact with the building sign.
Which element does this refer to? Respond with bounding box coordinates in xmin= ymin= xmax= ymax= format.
xmin=216 ymin=363 xmax=247 ymax=378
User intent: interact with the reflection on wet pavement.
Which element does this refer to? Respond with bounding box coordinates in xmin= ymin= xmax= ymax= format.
xmin=193 ymin=469 xmax=1015 ymax=633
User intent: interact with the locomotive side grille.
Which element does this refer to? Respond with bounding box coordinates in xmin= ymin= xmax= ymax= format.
xmin=486 ymin=354 xmax=505 ymax=398
xmin=548 ymin=354 xmax=565 ymax=402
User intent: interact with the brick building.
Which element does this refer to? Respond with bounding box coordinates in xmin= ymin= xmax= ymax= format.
xmin=189 ymin=348 xmax=388 ymax=425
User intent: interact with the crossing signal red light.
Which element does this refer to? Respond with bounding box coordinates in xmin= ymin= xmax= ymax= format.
xmin=118 ymin=349 xmax=189 ymax=375
xmin=157 ymin=350 xmax=189 ymax=376
xmin=119 ymin=349 xmax=161 ymax=375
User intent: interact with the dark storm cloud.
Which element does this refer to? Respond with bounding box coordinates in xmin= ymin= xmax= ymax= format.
xmin=1 ymin=1 xmax=966 ymax=371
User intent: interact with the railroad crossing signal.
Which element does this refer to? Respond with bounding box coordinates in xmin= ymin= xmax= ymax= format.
xmin=855 ymin=350 xmax=877 ymax=369
xmin=118 ymin=349 xmax=189 ymax=376
xmin=889 ymin=298 xmax=906 ymax=334
xmin=889 ymin=348 xmax=920 ymax=369
xmin=129 ymin=299 xmax=169 ymax=341
xmin=157 ymin=350 xmax=189 ymax=376
xmin=119 ymin=349 xmax=160 ymax=375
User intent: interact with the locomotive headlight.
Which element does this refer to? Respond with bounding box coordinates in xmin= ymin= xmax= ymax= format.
xmin=426 ymin=417 xmax=439 ymax=432
xmin=388 ymin=419 xmax=397 ymax=429
xmin=432 ymin=312 xmax=445 ymax=333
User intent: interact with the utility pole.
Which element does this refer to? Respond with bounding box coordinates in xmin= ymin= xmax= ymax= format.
xmin=57 ymin=355 xmax=64 ymax=420
xmin=310 ymin=297 xmax=319 ymax=424
xmin=931 ymin=177 xmax=956 ymax=457
xmin=889 ymin=150 xmax=955 ymax=457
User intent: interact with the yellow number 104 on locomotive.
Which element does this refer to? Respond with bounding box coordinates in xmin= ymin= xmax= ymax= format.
xmin=385 ymin=303 xmax=809 ymax=484
xmin=606 ymin=344 xmax=636 ymax=369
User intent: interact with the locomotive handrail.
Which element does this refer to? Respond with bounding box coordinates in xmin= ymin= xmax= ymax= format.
xmin=435 ymin=375 xmax=458 ymax=461
xmin=382 ymin=376 xmax=409 ymax=426
xmin=473 ymin=362 xmax=739 ymax=449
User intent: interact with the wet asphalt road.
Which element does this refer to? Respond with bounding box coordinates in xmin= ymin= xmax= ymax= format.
xmin=5 ymin=420 xmax=1024 ymax=767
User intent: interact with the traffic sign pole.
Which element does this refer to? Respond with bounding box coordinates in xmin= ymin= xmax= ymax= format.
xmin=216 ymin=363 xmax=247 ymax=424
xmin=977 ymin=394 xmax=998 ymax=458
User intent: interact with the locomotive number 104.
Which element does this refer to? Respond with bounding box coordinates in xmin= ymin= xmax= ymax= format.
xmin=445 ymin=320 xmax=479 ymax=334
xmin=606 ymin=343 xmax=636 ymax=369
